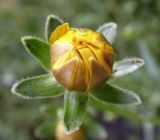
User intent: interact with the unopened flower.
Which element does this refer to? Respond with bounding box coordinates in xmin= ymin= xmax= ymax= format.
xmin=50 ymin=23 xmax=115 ymax=92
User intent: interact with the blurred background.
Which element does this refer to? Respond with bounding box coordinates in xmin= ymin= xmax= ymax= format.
xmin=0 ymin=0 xmax=160 ymax=139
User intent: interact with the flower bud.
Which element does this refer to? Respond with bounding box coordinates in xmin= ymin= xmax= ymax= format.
xmin=50 ymin=23 xmax=115 ymax=92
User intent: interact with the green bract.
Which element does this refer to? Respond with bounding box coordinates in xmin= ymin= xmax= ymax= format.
xmin=11 ymin=14 xmax=145 ymax=134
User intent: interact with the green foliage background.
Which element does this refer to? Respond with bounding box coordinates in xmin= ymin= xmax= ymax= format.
xmin=0 ymin=0 xmax=160 ymax=139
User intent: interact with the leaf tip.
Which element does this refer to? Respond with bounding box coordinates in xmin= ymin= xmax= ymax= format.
xmin=21 ymin=36 xmax=45 ymax=46
xmin=120 ymin=87 xmax=142 ymax=106
xmin=63 ymin=122 xmax=80 ymax=135
xmin=135 ymin=57 xmax=145 ymax=67
xmin=45 ymin=14 xmax=63 ymax=40
xmin=131 ymin=91 xmax=142 ymax=105
xmin=113 ymin=57 xmax=145 ymax=77
xmin=21 ymin=36 xmax=31 ymax=47
xmin=21 ymin=35 xmax=38 ymax=48
xmin=46 ymin=14 xmax=63 ymax=25
xmin=11 ymin=81 xmax=30 ymax=100
xmin=98 ymin=22 xmax=117 ymax=31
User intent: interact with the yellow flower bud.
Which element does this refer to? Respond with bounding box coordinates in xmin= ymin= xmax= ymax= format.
xmin=50 ymin=23 xmax=115 ymax=92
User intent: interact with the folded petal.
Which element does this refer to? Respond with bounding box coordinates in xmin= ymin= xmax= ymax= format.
xmin=89 ymin=58 xmax=109 ymax=90
xmin=49 ymin=23 xmax=70 ymax=44
xmin=53 ymin=57 xmax=78 ymax=90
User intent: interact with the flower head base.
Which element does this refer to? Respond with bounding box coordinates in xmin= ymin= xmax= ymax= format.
xmin=50 ymin=23 xmax=115 ymax=92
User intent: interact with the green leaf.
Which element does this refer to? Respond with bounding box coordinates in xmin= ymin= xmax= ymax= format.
xmin=91 ymin=83 xmax=141 ymax=105
xmin=63 ymin=90 xmax=89 ymax=134
xmin=97 ymin=22 xmax=117 ymax=44
xmin=11 ymin=74 xmax=64 ymax=99
xmin=21 ymin=36 xmax=50 ymax=71
xmin=113 ymin=57 xmax=144 ymax=77
xmin=45 ymin=14 xmax=63 ymax=41
xmin=90 ymin=97 xmax=160 ymax=125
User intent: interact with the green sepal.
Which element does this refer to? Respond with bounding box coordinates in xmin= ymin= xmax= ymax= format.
xmin=63 ymin=90 xmax=89 ymax=134
xmin=97 ymin=22 xmax=117 ymax=44
xmin=21 ymin=36 xmax=51 ymax=71
xmin=11 ymin=74 xmax=64 ymax=99
xmin=45 ymin=14 xmax=63 ymax=41
xmin=91 ymin=83 xmax=141 ymax=105
xmin=113 ymin=57 xmax=144 ymax=77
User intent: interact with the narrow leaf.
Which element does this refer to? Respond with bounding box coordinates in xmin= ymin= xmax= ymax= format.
xmin=91 ymin=83 xmax=141 ymax=105
xmin=21 ymin=36 xmax=50 ymax=71
xmin=97 ymin=22 xmax=117 ymax=44
xmin=113 ymin=57 xmax=144 ymax=77
xmin=45 ymin=14 xmax=63 ymax=41
xmin=63 ymin=90 xmax=89 ymax=134
xmin=11 ymin=74 xmax=64 ymax=99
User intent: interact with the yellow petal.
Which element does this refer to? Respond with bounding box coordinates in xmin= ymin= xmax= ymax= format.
xmin=103 ymin=51 xmax=116 ymax=69
xmin=52 ymin=51 xmax=71 ymax=70
xmin=73 ymin=59 xmax=87 ymax=91
xmin=78 ymin=47 xmax=96 ymax=85
xmin=87 ymin=46 xmax=111 ymax=75
xmin=51 ymin=42 xmax=73 ymax=64
xmin=53 ymin=57 xmax=78 ymax=90
xmin=49 ymin=23 xmax=70 ymax=44
xmin=89 ymin=57 xmax=109 ymax=90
